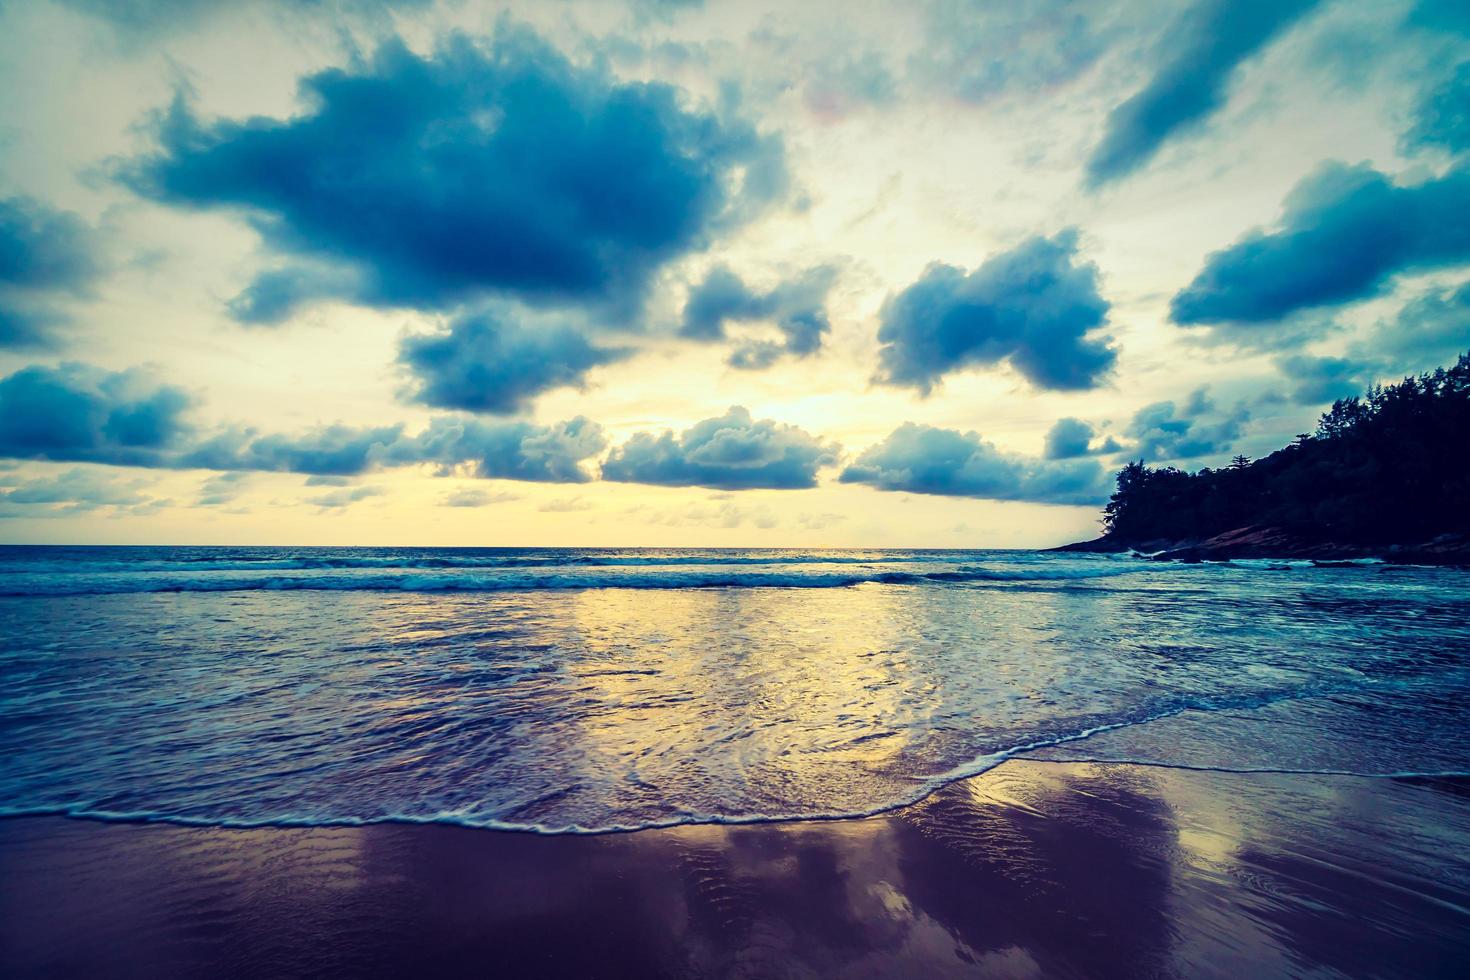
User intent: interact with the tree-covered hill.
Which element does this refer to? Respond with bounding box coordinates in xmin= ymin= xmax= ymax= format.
xmin=1069 ymin=351 xmax=1470 ymax=558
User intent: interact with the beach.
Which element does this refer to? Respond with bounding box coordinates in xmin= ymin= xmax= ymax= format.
xmin=4 ymin=760 xmax=1468 ymax=979
xmin=3 ymin=547 xmax=1468 ymax=977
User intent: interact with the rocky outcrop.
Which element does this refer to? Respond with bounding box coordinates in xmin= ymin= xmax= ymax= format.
xmin=1053 ymin=526 xmax=1470 ymax=565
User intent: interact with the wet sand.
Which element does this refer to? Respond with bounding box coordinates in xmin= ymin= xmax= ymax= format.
xmin=2 ymin=760 xmax=1468 ymax=979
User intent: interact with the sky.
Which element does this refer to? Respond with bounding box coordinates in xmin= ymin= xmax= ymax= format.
xmin=0 ymin=0 xmax=1467 ymax=547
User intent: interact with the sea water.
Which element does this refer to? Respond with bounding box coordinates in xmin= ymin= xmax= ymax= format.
xmin=1 ymin=546 xmax=1467 ymax=832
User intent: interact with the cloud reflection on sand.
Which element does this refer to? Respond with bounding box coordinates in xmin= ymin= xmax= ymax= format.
xmin=5 ymin=761 xmax=1470 ymax=977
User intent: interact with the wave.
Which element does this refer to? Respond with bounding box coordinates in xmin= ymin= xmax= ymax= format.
xmin=0 ymin=680 xmax=1428 ymax=836
xmin=7 ymin=761 xmax=1464 ymax=837
xmin=0 ymin=563 xmax=1145 ymax=597
xmin=1022 ymin=757 xmax=1470 ymax=779
xmin=0 ymin=552 xmax=976 ymax=575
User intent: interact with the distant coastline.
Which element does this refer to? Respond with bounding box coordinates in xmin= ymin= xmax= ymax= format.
xmin=1058 ymin=351 xmax=1470 ymax=565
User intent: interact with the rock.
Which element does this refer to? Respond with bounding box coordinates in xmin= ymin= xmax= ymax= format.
xmin=1053 ymin=526 xmax=1470 ymax=565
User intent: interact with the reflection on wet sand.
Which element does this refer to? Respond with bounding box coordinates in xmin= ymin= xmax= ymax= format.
xmin=2 ymin=761 xmax=1468 ymax=978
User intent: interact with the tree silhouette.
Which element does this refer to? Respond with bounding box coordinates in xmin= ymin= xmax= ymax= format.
xmin=1101 ymin=351 xmax=1470 ymax=546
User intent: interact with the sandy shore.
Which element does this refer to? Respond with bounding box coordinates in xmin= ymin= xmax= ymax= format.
xmin=3 ymin=760 xmax=1468 ymax=978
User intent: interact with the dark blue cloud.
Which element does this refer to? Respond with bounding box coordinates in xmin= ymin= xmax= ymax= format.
xmin=0 ymin=197 xmax=98 ymax=290
xmin=681 ymin=264 xmax=836 ymax=369
xmin=399 ymin=309 xmax=631 ymax=415
xmin=185 ymin=424 xmax=404 ymax=476
xmin=225 ymin=268 xmax=346 ymax=326
xmin=1274 ymin=354 xmax=1374 ymax=405
xmin=121 ymin=28 xmax=786 ymax=323
xmin=601 ymin=406 xmax=838 ymax=490
xmin=0 ymin=362 xmax=606 ymax=482
xmin=681 ymin=266 xmax=768 ymax=340
xmin=874 ymin=230 xmax=1115 ymax=393
xmin=389 ymin=416 xmax=607 ymax=483
xmin=1044 ymin=417 xmax=1096 ymax=459
xmin=1171 ymin=162 xmax=1470 ymax=326
xmin=187 ymin=416 xmax=607 ymax=482
xmin=1086 ymin=0 xmax=1322 ymax=187
xmin=1410 ymin=0 xmax=1470 ymax=36
xmin=839 ymin=423 xmax=1110 ymax=505
xmin=1372 ymin=280 xmax=1470 ymax=362
xmin=1043 ymin=417 xmax=1121 ymax=459
xmin=0 ymin=196 xmax=103 ymax=349
xmin=1407 ymin=60 xmax=1470 ymax=156
xmin=0 ymin=364 xmax=193 ymax=466
xmin=0 ymin=306 xmax=66 ymax=350
xmin=1124 ymin=390 xmax=1249 ymax=461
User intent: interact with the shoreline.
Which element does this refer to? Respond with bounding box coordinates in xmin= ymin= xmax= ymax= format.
xmin=5 ymin=760 xmax=1469 ymax=978
xmin=9 ymin=756 xmax=1470 ymax=838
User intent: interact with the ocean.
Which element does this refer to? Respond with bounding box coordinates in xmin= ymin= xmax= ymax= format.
xmin=2 ymin=545 xmax=1468 ymax=833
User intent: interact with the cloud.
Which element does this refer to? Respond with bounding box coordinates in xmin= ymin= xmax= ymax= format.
xmin=1123 ymin=390 xmax=1249 ymax=460
xmin=0 ymin=198 xmax=99 ymax=291
xmin=627 ymin=0 xmax=705 ymax=25
xmin=0 ymin=362 xmax=607 ymax=483
xmin=1043 ymin=417 xmax=1121 ymax=459
xmin=192 ymin=416 xmax=609 ymax=482
xmin=681 ymin=264 xmax=837 ymax=368
xmin=537 ymin=495 xmax=592 ymax=512
xmin=120 ymin=28 xmax=786 ymax=323
xmin=1172 ymin=162 xmax=1470 ymax=327
xmin=1085 ymin=0 xmax=1323 ymax=187
xmin=305 ymin=484 xmax=384 ymax=511
xmin=1273 ymin=354 xmax=1374 ymax=405
xmin=184 ymin=423 xmax=404 ymax=476
xmin=796 ymin=511 xmax=846 ymax=530
xmin=874 ymin=230 xmax=1116 ymax=393
xmin=801 ymin=50 xmax=896 ymax=120
xmin=1367 ymin=280 xmax=1470 ymax=363
xmin=440 ymin=486 xmax=519 ymax=507
xmin=55 ymin=0 xmax=433 ymax=41
xmin=386 ymin=416 xmax=607 ymax=483
xmin=195 ymin=414 xmax=608 ymax=481
xmin=196 ymin=471 xmax=250 ymax=506
xmin=912 ymin=1 xmax=1133 ymax=104
xmin=0 ymin=306 xmax=67 ymax=352
xmin=1045 ymin=417 xmax=1094 ymax=459
xmin=1406 ymin=60 xmax=1470 ymax=156
xmin=57 ymin=0 xmax=225 ymax=31
xmin=0 ymin=196 xmax=103 ymax=349
xmin=1410 ymin=0 xmax=1470 ymax=36
xmin=0 ymin=363 xmax=194 ymax=466
xmin=225 ymin=268 xmax=346 ymax=326
xmin=636 ymin=499 xmax=778 ymax=529
xmin=840 ymin=422 xmax=1110 ymax=504
xmin=602 ymin=406 xmax=838 ymax=490
xmin=0 ymin=467 xmax=162 ymax=517
xmin=398 ymin=308 xmax=631 ymax=415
